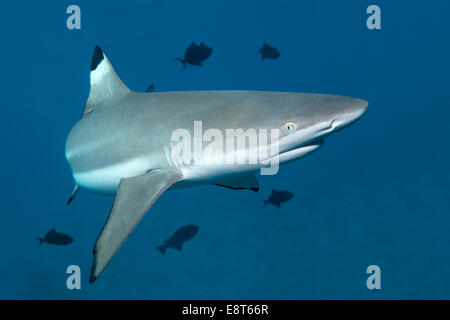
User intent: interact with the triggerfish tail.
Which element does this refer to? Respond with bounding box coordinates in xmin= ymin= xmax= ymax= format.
xmin=156 ymin=245 xmax=167 ymax=255
xmin=175 ymin=58 xmax=186 ymax=69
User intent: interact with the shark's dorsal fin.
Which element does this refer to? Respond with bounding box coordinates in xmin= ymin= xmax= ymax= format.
xmin=82 ymin=46 xmax=130 ymax=117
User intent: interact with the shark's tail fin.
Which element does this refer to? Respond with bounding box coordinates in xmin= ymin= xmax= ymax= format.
xmin=175 ymin=58 xmax=186 ymax=69
xmin=156 ymin=245 xmax=168 ymax=255
xmin=36 ymin=238 xmax=45 ymax=246
xmin=82 ymin=46 xmax=131 ymax=117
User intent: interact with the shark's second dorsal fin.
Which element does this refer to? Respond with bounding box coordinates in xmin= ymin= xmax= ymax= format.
xmin=82 ymin=46 xmax=130 ymax=117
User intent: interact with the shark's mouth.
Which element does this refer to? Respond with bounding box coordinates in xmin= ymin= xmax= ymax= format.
xmin=261 ymin=139 xmax=324 ymax=167
xmin=281 ymin=139 xmax=325 ymax=156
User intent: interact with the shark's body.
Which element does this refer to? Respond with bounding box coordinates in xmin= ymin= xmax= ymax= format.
xmin=65 ymin=46 xmax=368 ymax=282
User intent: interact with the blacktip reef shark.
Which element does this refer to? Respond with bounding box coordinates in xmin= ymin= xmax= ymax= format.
xmin=65 ymin=46 xmax=368 ymax=283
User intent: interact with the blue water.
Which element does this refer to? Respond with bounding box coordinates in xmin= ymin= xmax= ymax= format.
xmin=1 ymin=0 xmax=449 ymax=299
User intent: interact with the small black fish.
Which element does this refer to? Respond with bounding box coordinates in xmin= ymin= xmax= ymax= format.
xmin=259 ymin=43 xmax=280 ymax=60
xmin=263 ymin=189 xmax=294 ymax=208
xmin=176 ymin=42 xmax=212 ymax=69
xmin=157 ymin=225 xmax=199 ymax=254
xmin=36 ymin=228 xmax=73 ymax=246
xmin=146 ymin=84 xmax=155 ymax=92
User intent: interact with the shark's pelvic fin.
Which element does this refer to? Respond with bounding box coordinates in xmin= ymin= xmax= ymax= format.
xmin=213 ymin=173 xmax=259 ymax=192
xmin=82 ymin=46 xmax=130 ymax=117
xmin=67 ymin=184 xmax=79 ymax=205
xmin=89 ymin=169 xmax=182 ymax=283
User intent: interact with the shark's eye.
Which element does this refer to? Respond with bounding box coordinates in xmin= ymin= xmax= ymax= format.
xmin=282 ymin=122 xmax=297 ymax=134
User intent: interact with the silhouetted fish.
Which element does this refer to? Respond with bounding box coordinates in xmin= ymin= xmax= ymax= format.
xmin=176 ymin=42 xmax=212 ymax=69
xmin=263 ymin=189 xmax=294 ymax=208
xmin=146 ymin=84 xmax=155 ymax=92
xmin=157 ymin=225 xmax=199 ymax=254
xmin=259 ymin=43 xmax=280 ymax=60
xmin=36 ymin=228 xmax=73 ymax=246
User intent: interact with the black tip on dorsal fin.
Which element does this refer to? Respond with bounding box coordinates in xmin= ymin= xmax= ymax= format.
xmin=90 ymin=45 xmax=104 ymax=71
xmin=83 ymin=46 xmax=129 ymax=117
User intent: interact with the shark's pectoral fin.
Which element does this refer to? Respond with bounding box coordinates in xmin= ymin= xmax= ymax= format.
xmin=89 ymin=169 xmax=182 ymax=283
xmin=213 ymin=173 xmax=259 ymax=192
xmin=67 ymin=184 xmax=79 ymax=205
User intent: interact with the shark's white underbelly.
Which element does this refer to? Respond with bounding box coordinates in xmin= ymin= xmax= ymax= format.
xmin=73 ymin=155 xmax=262 ymax=195
xmin=72 ymin=142 xmax=323 ymax=195
xmin=73 ymin=157 xmax=151 ymax=194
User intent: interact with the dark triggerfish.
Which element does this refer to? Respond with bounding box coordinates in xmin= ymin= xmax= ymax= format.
xmin=36 ymin=228 xmax=73 ymax=246
xmin=157 ymin=225 xmax=199 ymax=254
xmin=263 ymin=189 xmax=294 ymax=208
xmin=176 ymin=42 xmax=212 ymax=69
xmin=259 ymin=43 xmax=280 ymax=60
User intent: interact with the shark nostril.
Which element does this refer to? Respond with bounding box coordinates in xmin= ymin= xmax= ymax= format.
xmin=328 ymin=119 xmax=336 ymax=129
xmin=321 ymin=119 xmax=337 ymax=132
xmin=330 ymin=119 xmax=339 ymax=129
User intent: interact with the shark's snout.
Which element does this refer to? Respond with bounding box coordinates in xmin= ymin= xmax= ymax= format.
xmin=320 ymin=98 xmax=368 ymax=133
xmin=339 ymin=98 xmax=368 ymax=126
xmin=344 ymin=99 xmax=369 ymax=124
xmin=276 ymin=95 xmax=369 ymax=156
